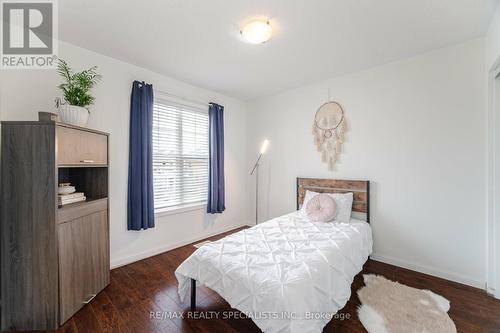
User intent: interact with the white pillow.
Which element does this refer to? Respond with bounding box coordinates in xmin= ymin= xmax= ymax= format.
xmin=305 ymin=194 xmax=338 ymax=222
xmin=301 ymin=190 xmax=353 ymax=223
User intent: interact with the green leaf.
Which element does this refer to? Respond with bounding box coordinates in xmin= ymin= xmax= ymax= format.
xmin=56 ymin=59 xmax=102 ymax=108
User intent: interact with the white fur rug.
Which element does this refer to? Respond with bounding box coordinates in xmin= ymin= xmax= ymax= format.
xmin=357 ymin=274 xmax=457 ymax=333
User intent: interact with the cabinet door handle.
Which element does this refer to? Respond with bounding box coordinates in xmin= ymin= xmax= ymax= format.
xmin=82 ymin=294 xmax=96 ymax=304
xmin=80 ymin=160 xmax=95 ymax=163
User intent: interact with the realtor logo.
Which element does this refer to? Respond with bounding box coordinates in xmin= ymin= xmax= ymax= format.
xmin=1 ymin=0 xmax=58 ymax=68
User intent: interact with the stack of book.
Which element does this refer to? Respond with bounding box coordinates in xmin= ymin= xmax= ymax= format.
xmin=58 ymin=192 xmax=86 ymax=206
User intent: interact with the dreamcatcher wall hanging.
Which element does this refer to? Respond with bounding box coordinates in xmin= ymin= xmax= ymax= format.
xmin=312 ymin=100 xmax=346 ymax=170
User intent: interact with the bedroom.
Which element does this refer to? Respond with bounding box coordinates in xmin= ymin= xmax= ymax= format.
xmin=0 ymin=0 xmax=500 ymax=332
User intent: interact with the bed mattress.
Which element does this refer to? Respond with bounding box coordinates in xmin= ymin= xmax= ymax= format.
xmin=175 ymin=211 xmax=372 ymax=333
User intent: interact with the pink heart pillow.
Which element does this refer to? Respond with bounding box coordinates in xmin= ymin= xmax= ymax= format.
xmin=305 ymin=193 xmax=338 ymax=222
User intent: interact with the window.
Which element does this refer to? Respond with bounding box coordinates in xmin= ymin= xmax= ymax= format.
xmin=152 ymin=98 xmax=209 ymax=213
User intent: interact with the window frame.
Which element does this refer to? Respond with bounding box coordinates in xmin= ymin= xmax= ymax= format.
xmin=152 ymin=96 xmax=209 ymax=216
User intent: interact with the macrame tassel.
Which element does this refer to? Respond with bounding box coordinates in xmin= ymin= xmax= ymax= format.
xmin=335 ymin=139 xmax=341 ymax=153
xmin=315 ymin=132 xmax=325 ymax=151
xmin=313 ymin=133 xmax=320 ymax=148
xmin=326 ymin=140 xmax=333 ymax=152
xmin=336 ymin=126 xmax=343 ymax=143
xmin=312 ymin=123 xmax=318 ymax=135
xmin=312 ymin=105 xmax=346 ymax=170
xmin=327 ymin=155 xmax=335 ymax=170
xmin=339 ymin=120 xmax=347 ymax=141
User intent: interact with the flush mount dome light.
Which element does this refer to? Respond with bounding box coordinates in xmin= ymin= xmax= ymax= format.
xmin=241 ymin=20 xmax=272 ymax=44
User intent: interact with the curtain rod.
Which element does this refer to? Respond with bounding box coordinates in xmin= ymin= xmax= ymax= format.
xmin=154 ymin=89 xmax=211 ymax=108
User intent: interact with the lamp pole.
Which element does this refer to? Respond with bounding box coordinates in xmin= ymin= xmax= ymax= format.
xmin=251 ymin=139 xmax=269 ymax=225
xmin=250 ymin=153 xmax=263 ymax=225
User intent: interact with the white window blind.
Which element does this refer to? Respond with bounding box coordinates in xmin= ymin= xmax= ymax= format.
xmin=152 ymin=98 xmax=209 ymax=212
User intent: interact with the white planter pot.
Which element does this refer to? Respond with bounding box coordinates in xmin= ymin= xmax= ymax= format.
xmin=58 ymin=105 xmax=89 ymax=127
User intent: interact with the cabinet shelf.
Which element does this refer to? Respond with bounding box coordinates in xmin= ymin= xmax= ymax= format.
xmin=58 ymin=164 xmax=109 ymax=168
xmin=58 ymin=198 xmax=108 ymax=224
xmin=58 ymin=167 xmax=108 ymax=204
xmin=58 ymin=197 xmax=108 ymax=209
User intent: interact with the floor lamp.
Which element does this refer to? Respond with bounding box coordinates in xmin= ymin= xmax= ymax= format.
xmin=250 ymin=139 xmax=269 ymax=225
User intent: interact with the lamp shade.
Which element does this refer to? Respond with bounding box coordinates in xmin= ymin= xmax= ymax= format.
xmin=241 ymin=21 xmax=272 ymax=44
xmin=260 ymin=139 xmax=269 ymax=154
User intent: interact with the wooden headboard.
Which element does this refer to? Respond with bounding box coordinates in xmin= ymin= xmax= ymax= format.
xmin=296 ymin=178 xmax=370 ymax=223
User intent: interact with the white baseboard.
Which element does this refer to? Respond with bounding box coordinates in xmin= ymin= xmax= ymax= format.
xmin=110 ymin=222 xmax=252 ymax=269
xmin=487 ymin=287 xmax=498 ymax=298
xmin=487 ymin=285 xmax=500 ymax=299
xmin=370 ymin=253 xmax=485 ymax=290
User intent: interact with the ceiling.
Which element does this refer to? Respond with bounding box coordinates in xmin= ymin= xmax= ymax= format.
xmin=59 ymin=0 xmax=499 ymax=100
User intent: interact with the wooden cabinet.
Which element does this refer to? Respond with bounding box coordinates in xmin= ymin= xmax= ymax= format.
xmin=1 ymin=121 xmax=110 ymax=331
xmin=56 ymin=125 xmax=108 ymax=166
xmin=58 ymin=199 xmax=109 ymax=324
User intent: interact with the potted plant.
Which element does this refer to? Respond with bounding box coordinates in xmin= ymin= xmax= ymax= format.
xmin=56 ymin=59 xmax=102 ymax=127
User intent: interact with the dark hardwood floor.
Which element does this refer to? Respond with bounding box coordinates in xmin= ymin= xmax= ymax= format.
xmin=8 ymin=227 xmax=500 ymax=333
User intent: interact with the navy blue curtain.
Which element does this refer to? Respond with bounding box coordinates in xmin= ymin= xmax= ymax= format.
xmin=127 ymin=81 xmax=155 ymax=230
xmin=207 ymin=103 xmax=225 ymax=214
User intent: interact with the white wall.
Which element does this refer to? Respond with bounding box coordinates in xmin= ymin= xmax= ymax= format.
xmin=0 ymin=41 xmax=251 ymax=267
xmin=491 ymin=75 xmax=500 ymax=297
xmin=486 ymin=4 xmax=500 ymax=297
xmin=248 ymin=39 xmax=486 ymax=288
xmin=0 ymin=33 xmax=492 ymax=289
xmin=487 ymin=5 xmax=500 ymax=71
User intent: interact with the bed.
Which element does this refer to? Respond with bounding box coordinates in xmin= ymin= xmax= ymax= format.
xmin=175 ymin=178 xmax=372 ymax=333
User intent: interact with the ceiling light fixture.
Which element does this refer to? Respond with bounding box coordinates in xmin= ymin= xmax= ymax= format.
xmin=241 ymin=20 xmax=272 ymax=44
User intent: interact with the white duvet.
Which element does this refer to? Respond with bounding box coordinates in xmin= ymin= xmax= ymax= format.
xmin=175 ymin=211 xmax=372 ymax=333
